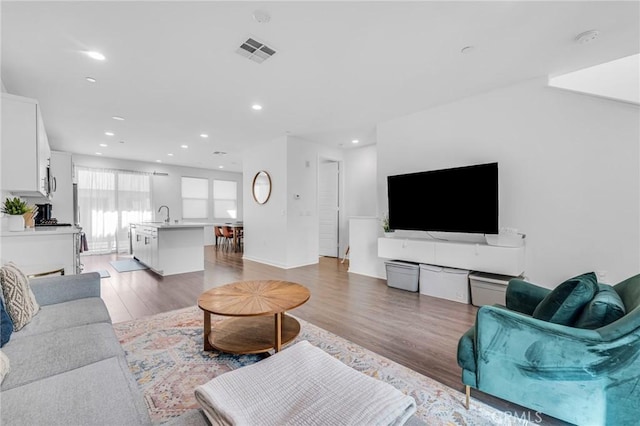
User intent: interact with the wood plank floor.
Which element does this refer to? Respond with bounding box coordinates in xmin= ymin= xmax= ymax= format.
xmin=83 ymin=247 xmax=566 ymax=425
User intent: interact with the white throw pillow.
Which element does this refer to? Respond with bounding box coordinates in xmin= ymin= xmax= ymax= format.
xmin=0 ymin=350 xmax=9 ymax=384
xmin=0 ymin=262 xmax=40 ymax=331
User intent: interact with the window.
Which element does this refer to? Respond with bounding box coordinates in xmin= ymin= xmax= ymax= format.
xmin=182 ymin=177 xmax=209 ymax=219
xmin=77 ymin=167 xmax=152 ymax=254
xmin=213 ymin=180 xmax=237 ymax=219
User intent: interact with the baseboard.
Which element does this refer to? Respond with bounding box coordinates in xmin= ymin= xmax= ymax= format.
xmin=348 ymin=268 xmax=385 ymax=280
xmin=241 ymin=255 xmax=319 ymax=270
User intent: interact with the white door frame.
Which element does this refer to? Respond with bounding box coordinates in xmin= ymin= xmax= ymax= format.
xmin=318 ymin=158 xmax=341 ymax=258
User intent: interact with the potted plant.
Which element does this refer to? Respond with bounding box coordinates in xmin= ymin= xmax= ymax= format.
xmin=382 ymin=214 xmax=394 ymax=237
xmin=2 ymin=197 xmax=32 ymax=231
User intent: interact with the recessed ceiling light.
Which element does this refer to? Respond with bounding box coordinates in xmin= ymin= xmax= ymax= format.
xmin=105 ymin=131 xmax=114 ymax=136
xmin=200 ymin=134 xmax=209 ymax=138
xmin=180 ymin=144 xmax=188 ymax=149
xmin=167 ymin=153 xmax=174 ymax=156
xmin=156 ymin=160 xmax=162 ymax=163
xmin=86 ymin=51 xmax=106 ymax=61
xmin=85 ymin=77 xmax=97 ymax=83
xmin=95 ymin=152 xmax=103 ymax=155
xmin=218 ymin=165 xmax=224 ymax=169
xmin=352 ymin=139 xmax=359 ymax=144
xmin=99 ymin=143 xmax=108 ymax=147
xmin=252 ymin=104 xmax=263 ymax=111
xmin=112 ymin=116 xmax=125 ymax=121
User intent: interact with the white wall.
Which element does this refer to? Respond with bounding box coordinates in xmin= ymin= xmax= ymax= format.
xmin=343 ymin=144 xmax=380 ymax=272
xmin=242 ymin=137 xmax=288 ymax=267
xmin=345 ymin=144 xmax=378 ymax=218
xmin=286 ymin=137 xmax=320 ymax=267
xmin=243 ymin=135 xmax=345 ymax=268
xmin=377 ymin=77 xmax=640 ymax=287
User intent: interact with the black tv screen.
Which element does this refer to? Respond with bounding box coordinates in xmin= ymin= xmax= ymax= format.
xmin=387 ymin=162 xmax=498 ymax=234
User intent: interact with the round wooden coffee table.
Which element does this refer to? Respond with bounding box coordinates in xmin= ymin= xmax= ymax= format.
xmin=197 ymin=280 xmax=310 ymax=354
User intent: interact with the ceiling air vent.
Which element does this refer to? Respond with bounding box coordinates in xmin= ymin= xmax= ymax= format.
xmin=236 ymin=37 xmax=276 ymax=64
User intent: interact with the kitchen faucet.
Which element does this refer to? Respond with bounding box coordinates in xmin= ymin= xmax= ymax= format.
xmin=158 ymin=205 xmax=170 ymax=223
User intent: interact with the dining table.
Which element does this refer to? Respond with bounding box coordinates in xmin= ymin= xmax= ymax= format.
xmin=214 ymin=222 xmax=243 ymax=252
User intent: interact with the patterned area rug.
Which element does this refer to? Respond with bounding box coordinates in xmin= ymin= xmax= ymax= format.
xmin=113 ymin=306 xmax=531 ymax=425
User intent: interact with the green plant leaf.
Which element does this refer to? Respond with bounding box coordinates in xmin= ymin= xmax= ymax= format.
xmin=2 ymin=197 xmax=30 ymax=215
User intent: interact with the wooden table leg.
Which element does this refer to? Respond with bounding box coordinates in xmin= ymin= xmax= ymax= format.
xmin=203 ymin=311 xmax=213 ymax=351
xmin=274 ymin=312 xmax=282 ymax=352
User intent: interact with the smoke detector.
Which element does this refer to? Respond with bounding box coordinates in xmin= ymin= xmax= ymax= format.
xmin=575 ymin=30 xmax=600 ymax=44
xmin=236 ymin=37 xmax=276 ymax=64
xmin=253 ymin=10 xmax=271 ymax=24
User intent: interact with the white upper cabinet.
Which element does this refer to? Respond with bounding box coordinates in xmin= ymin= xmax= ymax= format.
xmin=1 ymin=93 xmax=51 ymax=197
xmin=49 ymin=151 xmax=74 ymax=223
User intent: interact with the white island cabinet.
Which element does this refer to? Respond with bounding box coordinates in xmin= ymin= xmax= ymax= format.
xmin=131 ymin=223 xmax=208 ymax=276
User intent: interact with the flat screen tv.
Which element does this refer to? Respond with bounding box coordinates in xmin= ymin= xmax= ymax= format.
xmin=387 ymin=162 xmax=498 ymax=234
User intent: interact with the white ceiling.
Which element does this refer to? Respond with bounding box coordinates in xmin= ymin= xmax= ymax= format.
xmin=2 ymin=1 xmax=639 ymax=173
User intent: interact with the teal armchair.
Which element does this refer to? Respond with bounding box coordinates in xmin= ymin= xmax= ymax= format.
xmin=457 ymin=273 xmax=640 ymax=425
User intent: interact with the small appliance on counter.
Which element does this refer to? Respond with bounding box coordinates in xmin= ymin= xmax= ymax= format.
xmin=34 ymin=203 xmax=72 ymax=227
xmin=34 ymin=203 xmax=52 ymax=223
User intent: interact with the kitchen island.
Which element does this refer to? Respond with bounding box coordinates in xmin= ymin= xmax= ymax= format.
xmin=131 ymin=222 xmax=209 ymax=276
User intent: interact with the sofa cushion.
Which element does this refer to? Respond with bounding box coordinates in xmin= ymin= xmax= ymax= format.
xmin=532 ymin=272 xmax=598 ymax=325
xmin=0 ymin=297 xmax=13 ymax=347
xmin=1 ymin=322 xmax=125 ymax=390
xmin=574 ymin=284 xmax=626 ymax=329
xmin=0 ymin=350 xmax=9 ymax=384
xmin=0 ymin=262 xmax=40 ymax=330
xmin=29 ymin=272 xmax=101 ymax=307
xmin=11 ymin=297 xmax=110 ymax=339
xmin=0 ymin=356 xmax=152 ymax=426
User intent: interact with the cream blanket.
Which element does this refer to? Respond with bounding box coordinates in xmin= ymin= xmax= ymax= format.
xmin=194 ymin=340 xmax=417 ymax=426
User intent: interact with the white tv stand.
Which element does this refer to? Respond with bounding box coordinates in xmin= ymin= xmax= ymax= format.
xmin=378 ymin=237 xmax=525 ymax=276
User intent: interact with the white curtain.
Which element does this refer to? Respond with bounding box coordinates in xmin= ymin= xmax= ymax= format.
xmin=77 ymin=167 xmax=152 ymax=254
xmin=117 ymin=172 xmax=153 ymax=252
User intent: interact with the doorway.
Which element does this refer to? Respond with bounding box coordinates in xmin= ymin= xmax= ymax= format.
xmin=318 ymin=160 xmax=340 ymax=257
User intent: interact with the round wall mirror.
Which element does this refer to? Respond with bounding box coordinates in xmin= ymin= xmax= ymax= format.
xmin=252 ymin=171 xmax=272 ymax=204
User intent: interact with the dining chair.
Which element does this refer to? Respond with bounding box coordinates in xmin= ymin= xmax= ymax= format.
xmin=222 ymin=226 xmax=235 ymax=251
xmin=214 ymin=226 xmax=224 ymax=249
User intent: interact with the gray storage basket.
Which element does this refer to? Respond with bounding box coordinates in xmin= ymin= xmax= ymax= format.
xmin=385 ymin=260 xmax=419 ymax=292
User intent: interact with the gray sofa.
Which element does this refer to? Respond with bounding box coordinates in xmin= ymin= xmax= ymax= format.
xmin=1 ymin=272 xmax=153 ymax=425
xmin=1 ymin=272 xmax=424 ymax=426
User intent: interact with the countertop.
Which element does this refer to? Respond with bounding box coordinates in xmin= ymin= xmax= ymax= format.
xmin=132 ymin=222 xmax=215 ymax=229
xmin=0 ymin=226 xmax=81 ymax=237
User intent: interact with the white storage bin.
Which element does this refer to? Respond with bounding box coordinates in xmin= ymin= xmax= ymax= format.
xmin=419 ymin=264 xmax=470 ymax=304
xmin=469 ymin=272 xmax=521 ymax=306
xmin=385 ymin=260 xmax=419 ymax=292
